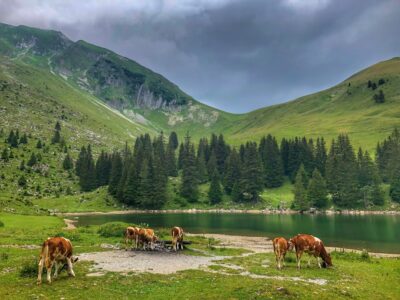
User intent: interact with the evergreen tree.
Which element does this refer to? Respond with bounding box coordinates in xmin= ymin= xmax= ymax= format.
xmin=180 ymin=134 xmax=199 ymax=202
xmin=165 ymin=142 xmax=178 ymax=177
xmin=1 ymin=148 xmax=9 ymax=162
xmin=236 ymin=142 xmax=263 ymax=202
xmin=96 ymin=150 xmax=112 ymax=186
xmin=108 ymin=152 xmax=123 ymax=195
xmin=19 ymin=160 xmax=25 ymax=171
xmin=314 ymin=138 xmax=327 ymax=176
xmin=168 ymin=131 xmax=179 ymax=150
xmin=292 ymin=164 xmax=309 ymax=211
xmin=62 ymin=153 xmax=74 ymax=170
xmin=259 ymin=135 xmax=284 ymax=188
xmin=207 ymin=150 xmax=218 ymax=179
xmin=390 ymin=164 xmax=400 ymax=203
xmin=224 ymin=149 xmax=241 ymax=194
xmin=18 ymin=175 xmax=27 ymax=187
xmin=7 ymin=130 xmax=18 ymax=148
xmin=19 ymin=133 xmax=28 ymax=144
xmin=55 ymin=121 xmax=61 ymax=131
xmin=307 ymin=169 xmax=328 ymax=208
xmin=208 ymin=170 xmax=222 ymax=204
xmin=123 ymin=162 xmax=138 ymax=205
xmin=75 ymin=145 xmax=97 ymax=191
xmin=36 ymin=139 xmax=43 ymax=149
xmin=196 ymin=150 xmax=208 ymax=183
xmin=177 ymin=143 xmax=184 ymax=170
xmin=51 ymin=130 xmax=61 ymax=144
xmin=326 ymin=134 xmax=359 ymax=207
xmin=27 ymin=153 xmax=37 ymax=167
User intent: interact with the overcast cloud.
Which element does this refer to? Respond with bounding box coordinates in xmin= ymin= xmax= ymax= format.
xmin=1 ymin=0 xmax=399 ymax=112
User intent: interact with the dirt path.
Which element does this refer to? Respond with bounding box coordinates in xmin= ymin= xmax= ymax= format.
xmin=63 ymin=218 xmax=77 ymax=230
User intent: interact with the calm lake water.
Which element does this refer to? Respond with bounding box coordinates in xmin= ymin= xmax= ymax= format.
xmin=76 ymin=213 xmax=400 ymax=254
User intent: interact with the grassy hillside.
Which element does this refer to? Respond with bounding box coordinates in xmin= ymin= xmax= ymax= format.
xmin=225 ymin=58 xmax=400 ymax=151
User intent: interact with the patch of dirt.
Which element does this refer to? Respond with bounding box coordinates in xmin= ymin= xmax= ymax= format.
xmin=63 ymin=218 xmax=77 ymax=230
xmin=78 ymin=250 xmax=228 ymax=275
xmin=187 ymin=233 xmax=273 ymax=253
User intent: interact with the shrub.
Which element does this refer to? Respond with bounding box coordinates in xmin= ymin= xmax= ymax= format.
xmin=97 ymin=222 xmax=130 ymax=238
xmin=360 ymin=249 xmax=370 ymax=261
xmin=53 ymin=231 xmax=81 ymax=242
xmin=20 ymin=259 xmax=40 ymax=278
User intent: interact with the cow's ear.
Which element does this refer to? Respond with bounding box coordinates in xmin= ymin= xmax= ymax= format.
xmin=73 ymin=257 xmax=79 ymax=263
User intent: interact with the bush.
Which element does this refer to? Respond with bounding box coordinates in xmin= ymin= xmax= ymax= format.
xmin=360 ymin=249 xmax=370 ymax=261
xmin=20 ymin=259 xmax=40 ymax=278
xmin=97 ymin=222 xmax=130 ymax=238
xmin=0 ymin=220 xmax=4 ymax=227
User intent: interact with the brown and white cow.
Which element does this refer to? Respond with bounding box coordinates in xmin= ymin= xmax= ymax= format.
xmin=37 ymin=237 xmax=78 ymax=284
xmin=272 ymin=237 xmax=289 ymax=269
xmin=171 ymin=226 xmax=184 ymax=251
xmin=288 ymin=234 xmax=332 ymax=269
xmin=138 ymin=228 xmax=158 ymax=250
xmin=125 ymin=226 xmax=141 ymax=250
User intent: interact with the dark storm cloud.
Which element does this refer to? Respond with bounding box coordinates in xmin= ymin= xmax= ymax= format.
xmin=1 ymin=0 xmax=399 ymax=112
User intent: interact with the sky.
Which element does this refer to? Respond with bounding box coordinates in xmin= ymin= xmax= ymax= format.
xmin=1 ymin=0 xmax=400 ymax=113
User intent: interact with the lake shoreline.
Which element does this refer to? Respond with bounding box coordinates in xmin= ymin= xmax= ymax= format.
xmin=60 ymin=208 xmax=400 ymax=216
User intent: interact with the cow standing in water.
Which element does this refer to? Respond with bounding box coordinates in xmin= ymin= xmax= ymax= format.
xmin=171 ymin=227 xmax=184 ymax=251
xmin=288 ymin=234 xmax=332 ymax=269
xmin=272 ymin=237 xmax=289 ymax=269
xmin=37 ymin=237 xmax=78 ymax=284
xmin=125 ymin=226 xmax=140 ymax=250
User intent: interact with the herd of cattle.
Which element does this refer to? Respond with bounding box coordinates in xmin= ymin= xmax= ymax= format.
xmin=36 ymin=226 xmax=331 ymax=285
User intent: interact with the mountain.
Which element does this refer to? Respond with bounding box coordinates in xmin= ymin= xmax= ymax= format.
xmin=1 ymin=22 xmax=400 ymax=151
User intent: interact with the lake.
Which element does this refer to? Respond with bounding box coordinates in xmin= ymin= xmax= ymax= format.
xmin=75 ymin=213 xmax=400 ymax=254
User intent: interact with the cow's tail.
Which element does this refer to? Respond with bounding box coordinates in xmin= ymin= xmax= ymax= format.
xmin=40 ymin=241 xmax=49 ymax=267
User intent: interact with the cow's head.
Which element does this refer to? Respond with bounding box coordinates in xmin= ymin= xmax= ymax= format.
xmin=322 ymin=253 xmax=332 ymax=268
xmin=152 ymin=235 xmax=159 ymax=243
xmin=287 ymin=238 xmax=295 ymax=251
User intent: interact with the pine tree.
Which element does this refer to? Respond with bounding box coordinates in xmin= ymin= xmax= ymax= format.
xmin=180 ymin=134 xmax=199 ymax=202
xmin=390 ymin=164 xmax=400 ymax=203
xmin=314 ymin=138 xmax=327 ymax=176
xmin=108 ymin=152 xmax=123 ymax=196
xmin=224 ymin=149 xmax=241 ymax=194
xmin=326 ymin=134 xmax=359 ymax=207
xmin=307 ymin=169 xmax=328 ymax=208
xmin=292 ymin=164 xmax=309 ymax=211
xmin=36 ymin=139 xmax=43 ymax=149
xmin=177 ymin=143 xmax=184 ymax=170
xmin=237 ymin=142 xmax=263 ymax=202
xmin=208 ymin=170 xmax=222 ymax=204
xmin=63 ymin=153 xmax=74 ymax=170
xmin=55 ymin=121 xmax=61 ymax=132
xmin=19 ymin=133 xmax=28 ymax=144
xmin=168 ymin=131 xmax=179 ymax=150
xmin=196 ymin=151 xmax=208 ymax=183
xmin=27 ymin=153 xmax=37 ymax=167
xmin=123 ymin=162 xmax=138 ymax=205
xmin=51 ymin=130 xmax=61 ymax=144
xmin=95 ymin=150 xmax=112 ymax=186
xmin=165 ymin=142 xmax=178 ymax=177
xmin=207 ymin=150 xmax=218 ymax=179
xmin=7 ymin=130 xmax=18 ymax=148
xmin=1 ymin=148 xmax=9 ymax=162
xmin=280 ymin=138 xmax=290 ymax=176
xmin=259 ymin=135 xmax=284 ymax=188
xmin=76 ymin=145 xmax=97 ymax=191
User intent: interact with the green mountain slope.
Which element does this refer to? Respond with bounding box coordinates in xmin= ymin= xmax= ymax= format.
xmin=223 ymin=57 xmax=400 ymax=150
xmin=1 ymin=22 xmax=400 ymax=151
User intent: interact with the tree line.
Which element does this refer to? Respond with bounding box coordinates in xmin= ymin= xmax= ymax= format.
xmin=73 ymin=129 xmax=400 ymax=209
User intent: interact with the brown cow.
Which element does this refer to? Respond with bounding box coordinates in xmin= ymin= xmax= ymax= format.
xmin=37 ymin=237 xmax=78 ymax=284
xmin=125 ymin=226 xmax=140 ymax=250
xmin=138 ymin=228 xmax=158 ymax=250
xmin=272 ymin=237 xmax=289 ymax=269
xmin=171 ymin=227 xmax=184 ymax=251
xmin=288 ymin=234 xmax=332 ymax=269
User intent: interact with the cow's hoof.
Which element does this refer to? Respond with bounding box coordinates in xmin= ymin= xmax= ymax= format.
xmin=37 ymin=280 xmax=42 ymax=285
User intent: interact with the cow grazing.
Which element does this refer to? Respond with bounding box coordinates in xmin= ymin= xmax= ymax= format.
xmin=138 ymin=228 xmax=158 ymax=250
xmin=272 ymin=237 xmax=289 ymax=269
xmin=171 ymin=227 xmax=184 ymax=251
xmin=37 ymin=237 xmax=78 ymax=284
xmin=125 ymin=226 xmax=140 ymax=250
xmin=288 ymin=234 xmax=332 ymax=269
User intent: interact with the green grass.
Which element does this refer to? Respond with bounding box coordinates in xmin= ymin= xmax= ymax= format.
xmin=0 ymin=213 xmax=399 ymax=299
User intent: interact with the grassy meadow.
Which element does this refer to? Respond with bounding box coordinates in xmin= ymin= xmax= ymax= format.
xmin=0 ymin=213 xmax=399 ymax=299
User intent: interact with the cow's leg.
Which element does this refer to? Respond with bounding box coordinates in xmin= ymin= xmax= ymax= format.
xmin=283 ymin=253 xmax=286 ymax=267
xmin=307 ymin=255 xmax=312 ymax=267
xmin=296 ymin=251 xmax=303 ymax=269
xmin=53 ymin=261 xmax=60 ymax=279
xmin=125 ymin=237 xmax=129 ymax=251
xmin=317 ymin=257 xmax=321 ymax=268
xmin=66 ymin=258 xmax=75 ymax=277
xmin=46 ymin=261 xmax=54 ymax=283
xmin=37 ymin=258 xmax=44 ymax=285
